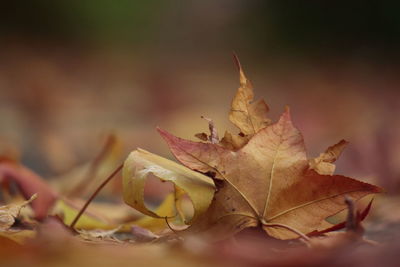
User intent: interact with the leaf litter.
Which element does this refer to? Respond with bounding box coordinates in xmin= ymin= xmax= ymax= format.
xmin=1 ymin=56 xmax=398 ymax=267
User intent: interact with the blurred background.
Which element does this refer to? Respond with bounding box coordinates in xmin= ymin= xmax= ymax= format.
xmin=0 ymin=1 xmax=399 ymax=192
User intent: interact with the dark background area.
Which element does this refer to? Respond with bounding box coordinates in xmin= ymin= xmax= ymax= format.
xmin=2 ymin=1 xmax=400 ymax=60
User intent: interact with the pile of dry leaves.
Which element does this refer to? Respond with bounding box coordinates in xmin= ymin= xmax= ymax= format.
xmin=1 ymin=57 xmax=398 ymax=267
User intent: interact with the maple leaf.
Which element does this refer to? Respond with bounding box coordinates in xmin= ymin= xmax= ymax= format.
xmin=220 ymin=55 xmax=271 ymax=150
xmin=157 ymin=60 xmax=383 ymax=240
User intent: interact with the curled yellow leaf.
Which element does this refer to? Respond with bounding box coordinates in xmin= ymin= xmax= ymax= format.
xmin=52 ymin=199 xmax=112 ymax=230
xmin=122 ymin=149 xmax=215 ymax=224
xmin=125 ymin=194 xmax=176 ymax=232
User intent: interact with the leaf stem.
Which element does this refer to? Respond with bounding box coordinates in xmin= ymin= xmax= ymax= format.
xmin=262 ymin=221 xmax=310 ymax=241
xmin=69 ymin=163 xmax=123 ymax=230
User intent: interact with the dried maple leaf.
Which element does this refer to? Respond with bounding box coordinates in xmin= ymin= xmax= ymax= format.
xmin=158 ymin=112 xmax=382 ymax=240
xmin=220 ymin=55 xmax=271 ymax=150
xmin=228 ymin=55 xmax=271 ymax=136
xmin=156 ymin=59 xmax=383 ymax=240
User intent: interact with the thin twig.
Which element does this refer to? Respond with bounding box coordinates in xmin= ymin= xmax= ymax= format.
xmin=69 ymin=163 xmax=123 ymax=230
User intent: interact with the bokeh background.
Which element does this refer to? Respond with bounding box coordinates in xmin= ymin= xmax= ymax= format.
xmin=0 ymin=1 xmax=399 ymax=192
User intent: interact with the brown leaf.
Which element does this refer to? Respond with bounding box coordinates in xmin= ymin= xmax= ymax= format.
xmin=158 ymin=108 xmax=382 ymax=240
xmin=228 ymin=55 xmax=271 ymax=136
xmin=194 ymin=133 xmax=208 ymax=142
xmin=0 ymin=194 xmax=37 ymax=231
xmin=220 ymin=131 xmax=249 ymax=150
xmin=309 ymin=140 xmax=349 ymax=175
xmin=77 ymin=227 xmax=122 ymax=243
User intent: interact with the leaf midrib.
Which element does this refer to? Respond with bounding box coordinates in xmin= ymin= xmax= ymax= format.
xmin=231 ymin=86 xmax=257 ymax=134
xmin=262 ymin=141 xmax=281 ymax=218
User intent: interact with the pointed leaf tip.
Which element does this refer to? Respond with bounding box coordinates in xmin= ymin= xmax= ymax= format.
xmin=232 ymin=52 xmax=242 ymax=72
xmin=157 ymin=127 xmax=179 ymax=145
xmin=157 ymin=127 xmax=171 ymax=138
xmin=284 ymin=105 xmax=290 ymax=112
xmin=277 ymin=106 xmax=294 ymax=128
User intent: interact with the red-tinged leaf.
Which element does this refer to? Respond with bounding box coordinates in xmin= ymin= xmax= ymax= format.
xmin=0 ymin=161 xmax=57 ymax=220
xmin=307 ymin=198 xmax=374 ymax=237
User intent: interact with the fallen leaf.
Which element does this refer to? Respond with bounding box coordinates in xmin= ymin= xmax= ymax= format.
xmin=125 ymin=194 xmax=177 ymax=232
xmin=158 ymin=112 xmax=382 ymax=240
xmin=220 ymin=130 xmax=249 ymax=150
xmin=52 ymin=199 xmax=112 ymax=230
xmin=309 ymin=140 xmax=349 ymax=175
xmin=307 ymin=197 xmax=374 ymax=236
xmin=219 ymin=56 xmax=271 ymax=151
xmin=156 ymin=60 xmax=383 ymax=240
xmin=0 ymin=230 xmax=36 ymax=245
xmin=0 ymin=194 xmax=37 ymax=231
xmin=0 ymin=162 xmax=58 ymax=219
xmin=130 ymin=226 xmax=159 ymax=242
xmin=307 ymin=196 xmax=374 ymax=250
xmin=122 ymin=149 xmax=215 ymax=224
xmin=77 ymin=227 xmax=122 ymax=243
xmin=54 ymin=194 xmax=177 ymax=232
xmin=228 ymin=54 xmax=271 ymax=136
